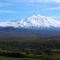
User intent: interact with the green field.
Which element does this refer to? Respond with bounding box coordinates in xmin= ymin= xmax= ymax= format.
xmin=0 ymin=48 xmax=60 ymax=60
xmin=0 ymin=56 xmax=40 ymax=60
xmin=0 ymin=37 xmax=60 ymax=60
xmin=0 ymin=48 xmax=43 ymax=59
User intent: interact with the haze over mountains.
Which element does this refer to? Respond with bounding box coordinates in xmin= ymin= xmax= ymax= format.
xmin=0 ymin=15 xmax=60 ymax=38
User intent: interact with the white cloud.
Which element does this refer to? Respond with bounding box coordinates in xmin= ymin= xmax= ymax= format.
xmin=50 ymin=0 xmax=60 ymax=3
xmin=35 ymin=0 xmax=60 ymax=3
xmin=48 ymin=7 xmax=60 ymax=10
xmin=4 ymin=0 xmax=60 ymax=4
xmin=21 ymin=0 xmax=60 ymax=3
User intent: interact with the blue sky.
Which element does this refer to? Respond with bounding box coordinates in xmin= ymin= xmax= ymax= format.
xmin=0 ymin=0 xmax=60 ymax=21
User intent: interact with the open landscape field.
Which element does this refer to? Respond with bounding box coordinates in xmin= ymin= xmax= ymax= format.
xmin=0 ymin=37 xmax=59 ymax=60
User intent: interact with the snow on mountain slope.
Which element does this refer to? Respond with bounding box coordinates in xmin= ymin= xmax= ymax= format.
xmin=19 ymin=15 xmax=60 ymax=28
xmin=0 ymin=15 xmax=60 ymax=29
xmin=0 ymin=22 xmax=17 ymax=27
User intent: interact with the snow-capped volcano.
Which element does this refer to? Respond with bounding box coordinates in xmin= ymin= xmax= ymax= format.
xmin=19 ymin=15 xmax=60 ymax=28
xmin=0 ymin=15 xmax=60 ymax=29
xmin=0 ymin=15 xmax=60 ymax=38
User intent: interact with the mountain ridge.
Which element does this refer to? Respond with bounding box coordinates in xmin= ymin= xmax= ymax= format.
xmin=0 ymin=15 xmax=59 ymax=38
xmin=0 ymin=15 xmax=60 ymax=29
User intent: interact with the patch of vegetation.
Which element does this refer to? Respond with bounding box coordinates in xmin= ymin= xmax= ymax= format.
xmin=0 ymin=37 xmax=60 ymax=60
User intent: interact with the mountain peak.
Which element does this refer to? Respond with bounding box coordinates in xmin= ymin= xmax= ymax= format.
xmin=19 ymin=15 xmax=60 ymax=28
xmin=0 ymin=15 xmax=60 ymax=29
